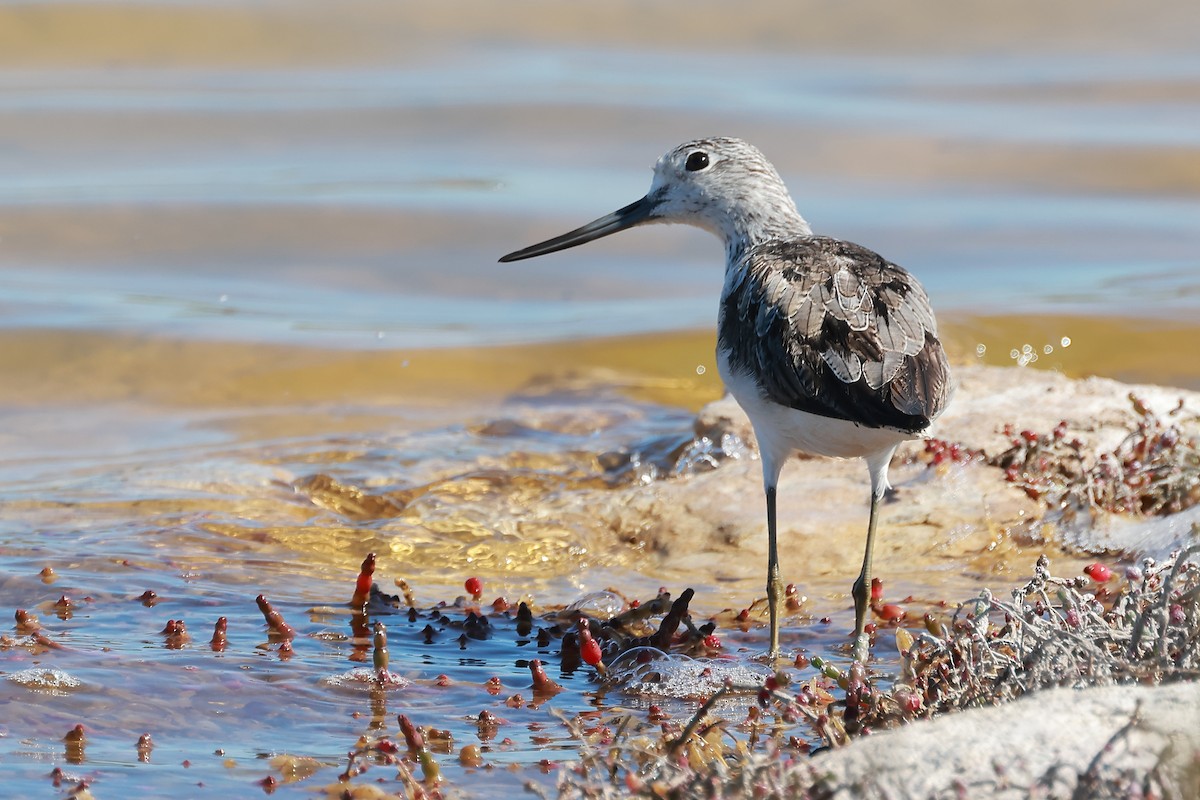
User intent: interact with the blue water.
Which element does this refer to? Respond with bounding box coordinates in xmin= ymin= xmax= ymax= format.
xmin=2 ymin=46 xmax=1199 ymax=350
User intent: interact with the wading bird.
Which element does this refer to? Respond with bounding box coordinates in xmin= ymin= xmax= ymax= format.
xmin=500 ymin=138 xmax=952 ymax=661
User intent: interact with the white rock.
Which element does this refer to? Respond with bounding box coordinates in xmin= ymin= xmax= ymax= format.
xmin=811 ymin=681 xmax=1200 ymax=798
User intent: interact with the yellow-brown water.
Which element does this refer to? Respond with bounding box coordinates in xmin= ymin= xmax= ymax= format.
xmin=2 ymin=1 xmax=1199 ymax=797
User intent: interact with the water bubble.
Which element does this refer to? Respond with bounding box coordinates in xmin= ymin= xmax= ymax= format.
xmin=975 ymin=343 xmax=986 ymax=356
xmin=1060 ymin=336 xmax=1072 ymax=348
xmin=673 ymin=438 xmax=718 ymax=476
xmin=629 ymin=453 xmax=658 ymax=485
xmin=617 ymin=652 xmax=771 ymax=698
xmin=324 ymin=668 xmax=409 ymax=689
xmin=8 ymin=668 xmax=81 ymax=694
xmin=719 ymin=432 xmax=747 ymax=460
xmin=564 ymin=590 xmax=626 ymax=619
xmin=1013 ymin=345 xmax=1039 ymax=367
xmin=695 ymin=365 xmax=706 ymax=375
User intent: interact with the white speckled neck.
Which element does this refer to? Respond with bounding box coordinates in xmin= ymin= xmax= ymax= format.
xmin=645 ymin=137 xmax=812 ymax=265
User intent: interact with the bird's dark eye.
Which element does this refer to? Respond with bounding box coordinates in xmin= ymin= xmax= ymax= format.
xmin=685 ymin=151 xmax=710 ymax=172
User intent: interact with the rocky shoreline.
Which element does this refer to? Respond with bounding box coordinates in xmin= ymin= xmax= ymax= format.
xmin=554 ymin=362 xmax=1200 ymax=798
xmin=594 ymin=363 xmax=1199 ymax=590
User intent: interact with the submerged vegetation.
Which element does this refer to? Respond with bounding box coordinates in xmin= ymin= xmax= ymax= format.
xmin=6 ymin=543 xmax=1198 ymax=798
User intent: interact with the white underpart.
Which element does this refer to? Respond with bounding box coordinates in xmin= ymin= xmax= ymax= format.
xmin=644 ymin=138 xmax=927 ymax=503
xmin=718 ymin=350 xmax=908 ymax=500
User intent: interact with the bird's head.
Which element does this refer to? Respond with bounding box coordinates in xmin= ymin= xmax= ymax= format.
xmin=499 ymin=137 xmax=809 ymax=264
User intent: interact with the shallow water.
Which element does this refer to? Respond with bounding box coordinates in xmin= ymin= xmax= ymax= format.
xmin=2 ymin=1 xmax=1200 ymax=797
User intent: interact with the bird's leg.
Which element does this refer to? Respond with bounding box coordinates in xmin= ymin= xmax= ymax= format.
xmin=850 ymin=489 xmax=881 ymax=664
xmin=765 ymin=484 xmax=781 ymax=661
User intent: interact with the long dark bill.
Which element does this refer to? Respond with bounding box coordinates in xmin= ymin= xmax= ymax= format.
xmin=498 ymin=195 xmax=658 ymax=262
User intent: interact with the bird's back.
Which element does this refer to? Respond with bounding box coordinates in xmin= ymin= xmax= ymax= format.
xmin=718 ymin=236 xmax=951 ymax=435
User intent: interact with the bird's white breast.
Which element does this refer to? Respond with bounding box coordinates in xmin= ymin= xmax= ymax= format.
xmin=717 ymin=346 xmax=914 ymax=477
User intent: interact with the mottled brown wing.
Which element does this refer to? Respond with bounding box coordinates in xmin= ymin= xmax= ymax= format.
xmin=718 ymin=237 xmax=951 ymax=433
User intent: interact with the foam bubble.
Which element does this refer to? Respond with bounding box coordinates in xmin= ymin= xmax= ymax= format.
xmin=612 ymin=650 xmax=771 ymax=699
xmin=8 ymin=668 xmax=82 ymax=694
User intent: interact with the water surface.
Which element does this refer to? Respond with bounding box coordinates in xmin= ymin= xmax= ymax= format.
xmin=2 ymin=1 xmax=1199 ymax=797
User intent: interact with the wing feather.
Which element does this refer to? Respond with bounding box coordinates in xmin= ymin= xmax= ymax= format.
xmin=718 ymin=237 xmax=951 ymax=433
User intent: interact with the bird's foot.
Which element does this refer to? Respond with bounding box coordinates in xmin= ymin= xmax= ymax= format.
xmin=755 ymin=647 xmax=787 ymax=667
